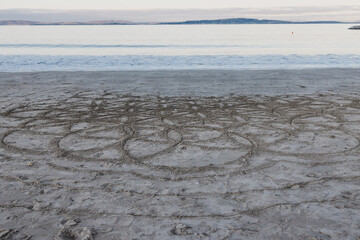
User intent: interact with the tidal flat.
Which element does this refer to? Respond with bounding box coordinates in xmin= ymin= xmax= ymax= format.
xmin=0 ymin=70 xmax=359 ymax=239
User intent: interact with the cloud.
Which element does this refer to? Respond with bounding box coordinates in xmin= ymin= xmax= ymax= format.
xmin=0 ymin=7 xmax=359 ymax=22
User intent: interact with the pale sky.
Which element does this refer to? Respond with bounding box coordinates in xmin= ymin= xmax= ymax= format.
xmin=1 ymin=0 xmax=360 ymax=22
xmin=1 ymin=0 xmax=360 ymax=10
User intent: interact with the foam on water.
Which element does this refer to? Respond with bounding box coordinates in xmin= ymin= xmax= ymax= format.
xmin=1 ymin=54 xmax=360 ymax=72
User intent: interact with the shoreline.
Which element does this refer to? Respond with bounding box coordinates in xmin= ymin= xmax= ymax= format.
xmin=1 ymin=68 xmax=360 ymax=96
xmin=2 ymin=66 xmax=360 ymax=72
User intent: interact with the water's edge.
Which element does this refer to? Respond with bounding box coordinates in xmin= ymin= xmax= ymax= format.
xmin=1 ymin=69 xmax=360 ymax=96
xmin=1 ymin=55 xmax=360 ymax=72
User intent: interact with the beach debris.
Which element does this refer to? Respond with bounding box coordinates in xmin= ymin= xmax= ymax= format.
xmin=64 ymin=219 xmax=79 ymax=226
xmin=32 ymin=202 xmax=42 ymax=211
xmin=55 ymin=228 xmax=76 ymax=240
xmin=26 ymin=162 xmax=34 ymax=166
xmin=349 ymin=25 xmax=360 ymax=30
xmin=74 ymin=227 xmax=94 ymax=240
xmin=0 ymin=229 xmax=13 ymax=239
xmin=306 ymin=173 xmax=317 ymax=178
xmin=55 ymin=227 xmax=94 ymax=240
xmin=0 ymin=229 xmax=30 ymax=240
xmin=171 ymin=223 xmax=193 ymax=235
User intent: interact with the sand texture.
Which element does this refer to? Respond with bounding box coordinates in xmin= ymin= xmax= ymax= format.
xmin=0 ymin=70 xmax=360 ymax=239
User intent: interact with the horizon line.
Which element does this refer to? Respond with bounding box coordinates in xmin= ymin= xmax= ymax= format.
xmin=1 ymin=17 xmax=358 ymax=25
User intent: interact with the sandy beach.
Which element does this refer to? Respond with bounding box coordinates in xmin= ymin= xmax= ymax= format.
xmin=0 ymin=69 xmax=360 ymax=239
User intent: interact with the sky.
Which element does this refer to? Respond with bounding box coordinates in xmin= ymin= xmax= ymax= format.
xmin=1 ymin=0 xmax=360 ymax=10
xmin=1 ymin=0 xmax=360 ymax=22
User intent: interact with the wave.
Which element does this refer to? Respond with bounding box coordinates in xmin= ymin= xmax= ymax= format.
xmin=1 ymin=54 xmax=360 ymax=71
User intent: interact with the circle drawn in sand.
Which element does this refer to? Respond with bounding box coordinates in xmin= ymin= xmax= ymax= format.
xmin=146 ymin=145 xmax=250 ymax=168
xmin=3 ymin=131 xmax=55 ymax=152
xmin=268 ymin=130 xmax=359 ymax=154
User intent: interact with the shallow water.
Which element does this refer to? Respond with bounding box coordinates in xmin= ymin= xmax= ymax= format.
xmin=0 ymin=24 xmax=359 ymax=70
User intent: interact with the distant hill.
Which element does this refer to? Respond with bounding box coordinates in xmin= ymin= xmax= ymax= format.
xmin=0 ymin=18 xmax=350 ymax=26
xmin=0 ymin=20 xmax=40 ymax=25
xmin=0 ymin=20 xmax=134 ymax=25
xmin=160 ymin=18 xmax=345 ymax=25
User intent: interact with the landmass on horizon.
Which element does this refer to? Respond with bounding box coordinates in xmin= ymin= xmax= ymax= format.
xmin=0 ymin=18 xmax=356 ymax=25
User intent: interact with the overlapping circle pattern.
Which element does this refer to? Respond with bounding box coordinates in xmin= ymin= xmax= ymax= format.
xmin=1 ymin=91 xmax=360 ymax=238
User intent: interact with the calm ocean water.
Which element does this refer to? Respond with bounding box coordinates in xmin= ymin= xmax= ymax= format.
xmin=0 ymin=24 xmax=360 ymax=71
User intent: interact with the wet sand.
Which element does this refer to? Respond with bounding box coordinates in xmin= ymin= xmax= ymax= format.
xmin=0 ymin=70 xmax=360 ymax=239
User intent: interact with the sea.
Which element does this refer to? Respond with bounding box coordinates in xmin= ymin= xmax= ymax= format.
xmin=0 ymin=24 xmax=360 ymax=71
